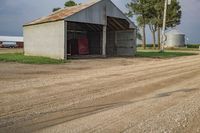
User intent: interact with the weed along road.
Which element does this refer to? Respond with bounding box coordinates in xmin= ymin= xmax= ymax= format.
xmin=0 ymin=55 xmax=200 ymax=133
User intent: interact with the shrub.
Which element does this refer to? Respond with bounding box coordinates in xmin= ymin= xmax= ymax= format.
xmin=186 ymin=44 xmax=200 ymax=49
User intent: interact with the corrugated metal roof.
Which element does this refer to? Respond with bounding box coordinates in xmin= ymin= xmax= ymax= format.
xmin=24 ymin=0 xmax=101 ymax=26
xmin=0 ymin=36 xmax=23 ymax=42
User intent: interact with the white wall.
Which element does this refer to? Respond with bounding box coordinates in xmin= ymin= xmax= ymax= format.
xmin=23 ymin=20 xmax=65 ymax=59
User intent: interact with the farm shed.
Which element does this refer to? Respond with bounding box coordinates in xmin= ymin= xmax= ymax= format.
xmin=23 ymin=0 xmax=137 ymax=59
xmin=0 ymin=36 xmax=24 ymax=48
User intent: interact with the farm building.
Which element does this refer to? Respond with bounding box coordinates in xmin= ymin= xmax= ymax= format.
xmin=23 ymin=0 xmax=137 ymax=59
xmin=165 ymin=29 xmax=185 ymax=47
xmin=0 ymin=36 xmax=24 ymax=48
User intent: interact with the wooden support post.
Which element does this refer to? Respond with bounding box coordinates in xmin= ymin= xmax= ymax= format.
xmin=102 ymin=25 xmax=107 ymax=56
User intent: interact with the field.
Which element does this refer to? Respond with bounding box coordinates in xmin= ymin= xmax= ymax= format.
xmin=0 ymin=48 xmax=23 ymax=54
xmin=0 ymin=48 xmax=200 ymax=133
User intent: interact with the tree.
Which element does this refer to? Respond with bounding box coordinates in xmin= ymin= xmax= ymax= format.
xmin=52 ymin=7 xmax=61 ymax=12
xmin=65 ymin=0 xmax=77 ymax=7
xmin=127 ymin=0 xmax=181 ymax=50
xmin=154 ymin=0 xmax=182 ymax=49
xmin=166 ymin=0 xmax=182 ymax=28
xmin=148 ymin=22 xmax=157 ymax=49
xmin=137 ymin=32 xmax=142 ymax=41
xmin=146 ymin=0 xmax=158 ymax=49
xmin=52 ymin=0 xmax=77 ymax=12
xmin=126 ymin=0 xmax=149 ymax=49
xmin=153 ymin=0 xmax=163 ymax=49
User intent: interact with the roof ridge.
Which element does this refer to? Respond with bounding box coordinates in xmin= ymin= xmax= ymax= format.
xmin=49 ymin=0 xmax=101 ymax=15
xmin=24 ymin=0 xmax=102 ymax=26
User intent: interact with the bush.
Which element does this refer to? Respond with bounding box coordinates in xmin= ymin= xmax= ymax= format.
xmin=186 ymin=44 xmax=200 ymax=49
xmin=137 ymin=44 xmax=158 ymax=48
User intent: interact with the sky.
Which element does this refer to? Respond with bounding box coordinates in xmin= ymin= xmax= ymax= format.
xmin=0 ymin=0 xmax=199 ymax=43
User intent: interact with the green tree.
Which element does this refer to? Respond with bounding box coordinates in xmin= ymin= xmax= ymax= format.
xmin=52 ymin=0 xmax=77 ymax=12
xmin=126 ymin=0 xmax=149 ymax=49
xmin=154 ymin=0 xmax=163 ymax=49
xmin=145 ymin=0 xmax=158 ymax=49
xmin=166 ymin=0 xmax=182 ymax=28
xmin=65 ymin=0 xmax=77 ymax=7
xmin=127 ymin=0 xmax=181 ymax=49
xmin=137 ymin=32 xmax=142 ymax=41
xmin=154 ymin=0 xmax=182 ymax=49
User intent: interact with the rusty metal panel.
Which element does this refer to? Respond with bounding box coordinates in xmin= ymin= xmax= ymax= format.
xmin=24 ymin=1 xmax=101 ymax=26
xmin=24 ymin=0 xmax=136 ymax=29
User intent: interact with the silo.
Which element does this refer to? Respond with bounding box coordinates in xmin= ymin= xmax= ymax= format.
xmin=165 ymin=29 xmax=185 ymax=47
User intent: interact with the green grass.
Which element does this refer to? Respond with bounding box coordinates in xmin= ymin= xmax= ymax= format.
xmin=0 ymin=53 xmax=67 ymax=64
xmin=136 ymin=51 xmax=197 ymax=58
xmin=137 ymin=47 xmax=199 ymax=51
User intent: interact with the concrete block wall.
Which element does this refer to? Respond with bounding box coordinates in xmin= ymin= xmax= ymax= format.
xmin=23 ymin=21 xmax=65 ymax=59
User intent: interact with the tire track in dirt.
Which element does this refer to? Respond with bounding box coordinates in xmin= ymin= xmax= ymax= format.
xmin=1 ymin=57 xmax=200 ymax=119
xmin=0 ymin=55 xmax=200 ymax=133
xmin=0 ymin=55 xmax=199 ymax=93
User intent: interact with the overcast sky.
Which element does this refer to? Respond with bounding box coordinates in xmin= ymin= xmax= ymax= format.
xmin=0 ymin=0 xmax=199 ymax=43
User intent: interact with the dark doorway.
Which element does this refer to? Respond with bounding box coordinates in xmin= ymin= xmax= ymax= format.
xmin=67 ymin=31 xmax=88 ymax=56
xmin=67 ymin=22 xmax=102 ymax=58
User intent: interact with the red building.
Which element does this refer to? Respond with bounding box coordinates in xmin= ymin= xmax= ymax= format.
xmin=0 ymin=36 xmax=24 ymax=48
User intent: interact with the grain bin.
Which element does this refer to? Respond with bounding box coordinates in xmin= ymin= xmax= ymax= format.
xmin=165 ymin=29 xmax=185 ymax=47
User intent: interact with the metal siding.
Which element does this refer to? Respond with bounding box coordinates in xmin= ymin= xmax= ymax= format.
xmin=25 ymin=0 xmax=136 ymax=29
xmin=106 ymin=1 xmax=135 ymax=28
xmin=116 ymin=30 xmax=136 ymax=56
xmin=66 ymin=0 xmax=135 ymax=28
xmin=66 ymin=1 xmax=105 ymax=25
xmin=88 ymin=32 xmax=101 ymax=55
xmin=166 ymin=34 xmax=185 ymax=47
xmin=106 ymin=31 xmax=116 ymax=55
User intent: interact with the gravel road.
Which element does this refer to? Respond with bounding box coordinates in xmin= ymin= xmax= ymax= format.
xmin=0 ymin=55 xmax=200 ymax=133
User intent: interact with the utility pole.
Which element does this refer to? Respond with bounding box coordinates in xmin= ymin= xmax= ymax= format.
xmin=160 ymin=0 xmax=168 ymax=52
xmin=161 ymin=0 xmax=172 ymax=52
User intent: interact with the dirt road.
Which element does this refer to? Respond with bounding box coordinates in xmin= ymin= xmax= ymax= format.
xmin=0 ymin=55 xmax=200 ymax=133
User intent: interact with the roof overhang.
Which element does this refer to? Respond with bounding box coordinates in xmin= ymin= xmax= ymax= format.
xmin=24 ymin=0 xmax=136 ymax=29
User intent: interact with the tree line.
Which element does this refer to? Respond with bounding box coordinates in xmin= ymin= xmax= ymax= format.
xmin=126 ymin=0 xmax=182 ymax=49
xmin=52 ymin=0 xmax=77 ymax=12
